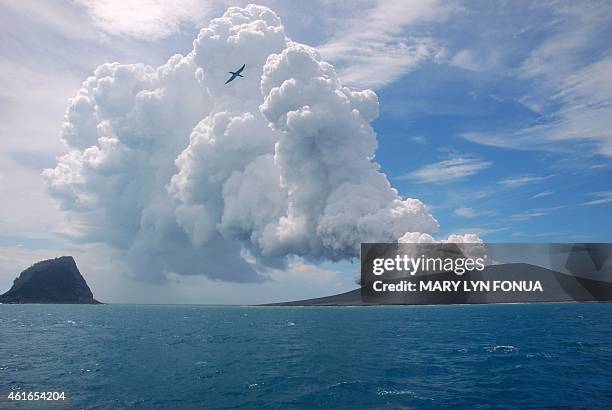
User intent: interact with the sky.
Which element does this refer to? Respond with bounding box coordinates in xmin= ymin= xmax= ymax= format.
xmin=0 ymin=0 xmax=610 ymax=304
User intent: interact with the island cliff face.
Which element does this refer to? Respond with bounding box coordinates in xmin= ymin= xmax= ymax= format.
xmin=0 ymin=256 xmax=100 ymax=304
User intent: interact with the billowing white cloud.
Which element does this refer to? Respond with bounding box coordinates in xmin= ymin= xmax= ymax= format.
xmin=44 ymin=4 xmax=462 ymax=282
xmin=398 ymin=232 xmax=487 ymax=261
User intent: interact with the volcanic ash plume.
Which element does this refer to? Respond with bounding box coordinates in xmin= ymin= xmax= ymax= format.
xmin=44 ymin=5 xmax=472 ymax=281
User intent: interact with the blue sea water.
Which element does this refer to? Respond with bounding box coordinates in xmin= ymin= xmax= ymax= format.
xmin=1 ymin=304 xmax=612 ymax=409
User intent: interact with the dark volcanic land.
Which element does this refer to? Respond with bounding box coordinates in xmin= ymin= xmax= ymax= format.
xmin=0 ymin=256 xmax=100 ymax=304
xmin=265 ymin=263 xmax=612 ymax=306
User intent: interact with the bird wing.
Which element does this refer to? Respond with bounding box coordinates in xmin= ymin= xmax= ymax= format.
xmin=236 ymin=64 xmax=245 ymax=75
xmin=225 ymin=74 xmax=237 ymax=84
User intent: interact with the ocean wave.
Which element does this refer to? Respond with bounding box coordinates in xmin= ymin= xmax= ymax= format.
xmin=377 ymin=388 xmax=415 ymax=396
xmin=485 ymin=345 xmax=517 ymax=353
xmin=526 ymin=352 xmax=555 ymax=359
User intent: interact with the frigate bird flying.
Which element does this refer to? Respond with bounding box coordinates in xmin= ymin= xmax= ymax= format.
xmin=225 ymin=64 xmax=245 ymax=84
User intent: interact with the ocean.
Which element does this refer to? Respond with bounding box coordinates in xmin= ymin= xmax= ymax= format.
xmin=2 ymin=304 xmax=612 ymax=409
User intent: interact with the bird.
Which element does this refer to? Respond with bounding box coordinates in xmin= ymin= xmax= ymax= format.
xmin=225 ymin=64 xmax=245 ymax=84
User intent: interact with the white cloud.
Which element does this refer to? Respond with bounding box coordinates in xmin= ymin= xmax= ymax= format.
xmin=583 ymin=191 xmax=612 ymax=206
xmin=517 ymin=3 xmax=607 ymax=82
xmin=451 ymin=49 xmax=479 ymax=71
xmin=509 ymin=211 xmax=548 ymax=221
xmin=318 ymin=0 xmax=453 ymax=89
xmin=44 ymin=5 xmax=451 ymax=283
xmin=450 ymin=227 xmax=508 ymax=237
xmin=74 ymin=0 xmax=213 ymax=40
xmin=454 ymin=207 xmax=476 ymax=218
xmin=461 ymin=3 xmax=612 ymax=158
xmin=532 ymin=190 xmax=553 ymax=199
xmin=265 ymin=261 xmax=340 ymax=285
xmin=499 ymin=55 xmax=612 ymax=158
xmin=398 ymin=232 xmax=486 ymax=260
xmin=399 ymin=156 xmax=491 ymax=183
xmin=411 ymin=135 xmax=427 ymax=144
xmin=500 ymin=175 xmax=552 ymax=188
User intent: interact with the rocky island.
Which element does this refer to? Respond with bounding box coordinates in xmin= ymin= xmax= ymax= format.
xmin=0 ymin=256 xmax=100 ymax=304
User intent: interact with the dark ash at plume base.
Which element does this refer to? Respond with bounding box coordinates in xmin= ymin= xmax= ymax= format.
xmin=267 ymin=243 xmax=612 ymax=306
xmin=265 ymin=263 xmax=612 ymax=306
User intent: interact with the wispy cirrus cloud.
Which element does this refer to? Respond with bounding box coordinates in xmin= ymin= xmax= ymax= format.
xmin=532 ymin=190 xmax=553 ymax=199
xmin=399 ymin=156 xmax=491 ymax=184
xmin=74 ymin=0 xmax=213 ymax=40
xmin=509 ymin=211 xmax=549 ymax=221
xmin=450 ymin=226 xmax=508 ymax=237
xmin=410 ymin=135 xmax=428 ymax=144
xmin=453 ymin=207 xmax=476 ymax=218
xmin=500 ymin=175 xmax=553 ymax=188
xmin=505 ymin=191 xmax=611 ymax=224
xmin=74 ymin=0 xmax=456 ymax=90
xmin=583 ymin=191 xmax=612 ymax=206
xmin=318 ymin=0 xmax=454 ymax=89
xmin=460 ymin=3 xmax=612 ymax=158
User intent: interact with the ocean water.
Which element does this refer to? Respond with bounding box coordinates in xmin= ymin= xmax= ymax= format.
xmin=1 ymin=304 xmax=612 ymax=409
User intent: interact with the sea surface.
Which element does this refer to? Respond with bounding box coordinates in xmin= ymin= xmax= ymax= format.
xmin=1 ymin=303 xmax=612 ymax=409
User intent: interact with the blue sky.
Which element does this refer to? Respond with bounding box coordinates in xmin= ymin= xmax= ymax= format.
xmin=368 ymin=1 xmax=612 ymax=243
xmin=0 ymin=0 xmax=610 ymax=303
